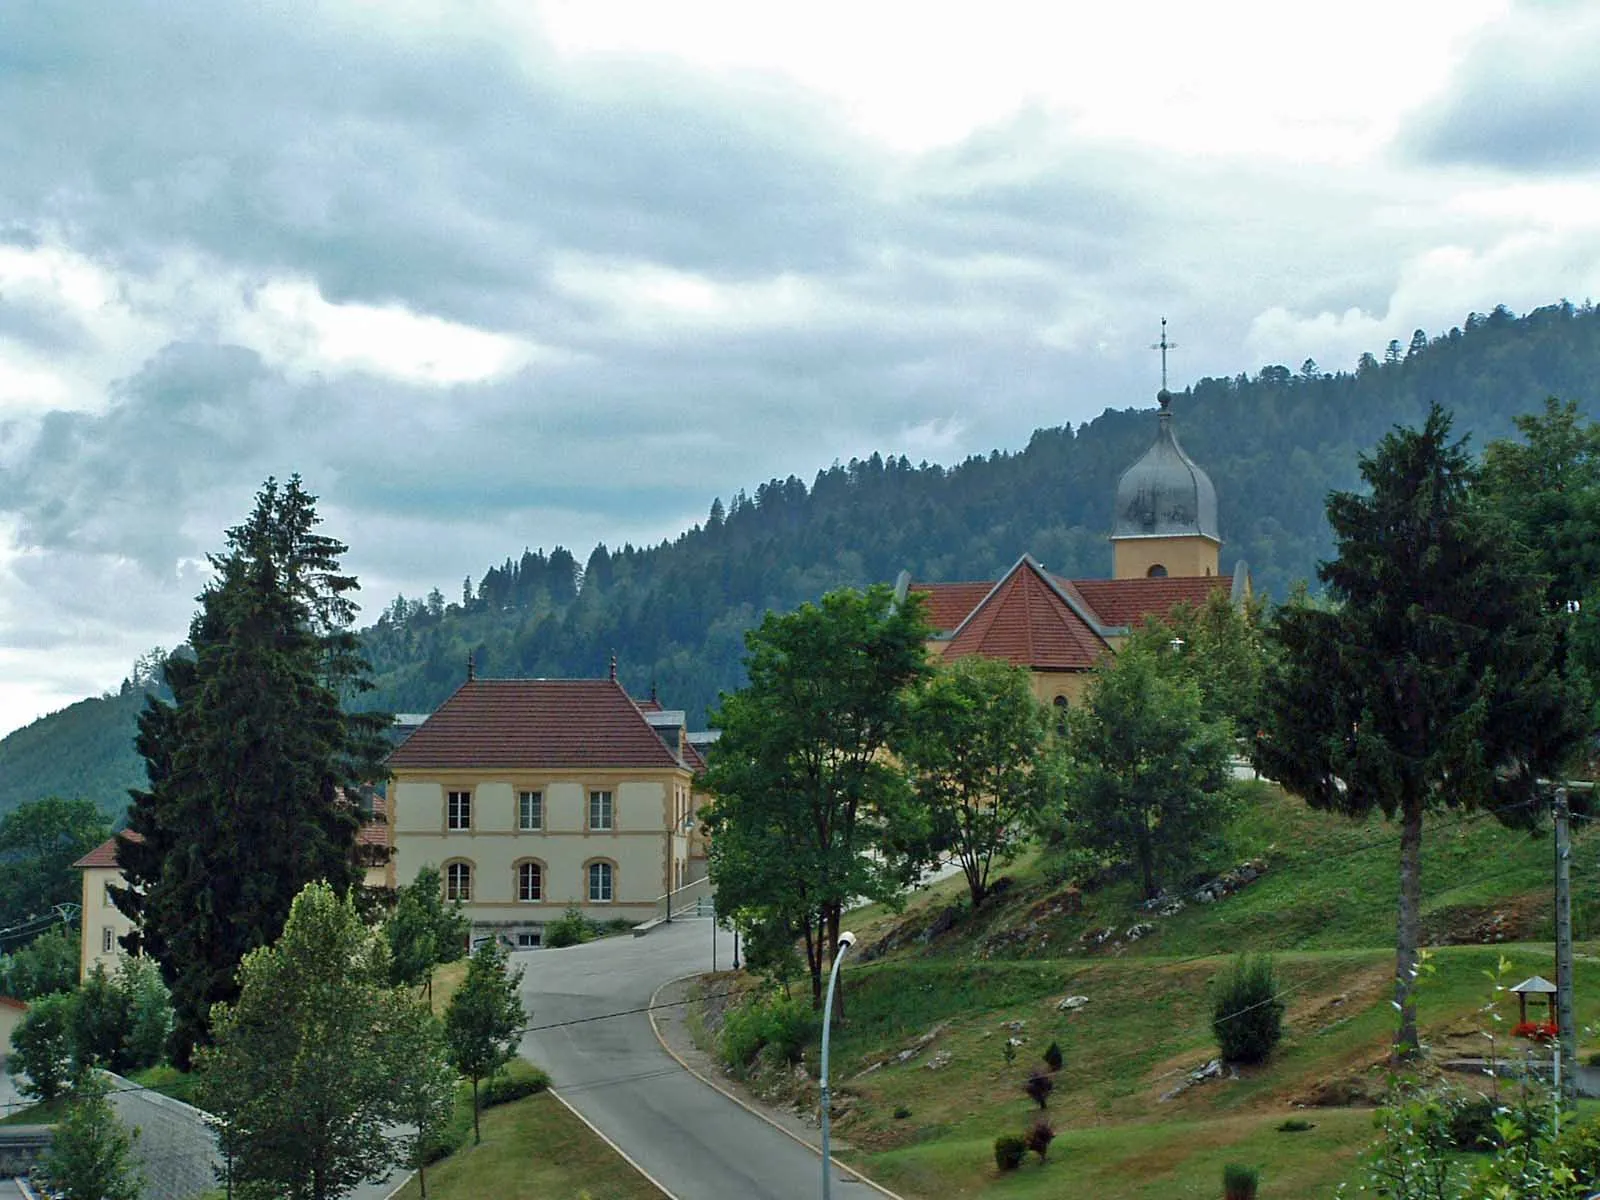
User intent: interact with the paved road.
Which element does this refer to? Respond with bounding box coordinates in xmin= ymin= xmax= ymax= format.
xmin=517 ymin=919 xmax=858 ymax=1200
xmin=0 ymin=1179 xmax=22 ymax=1198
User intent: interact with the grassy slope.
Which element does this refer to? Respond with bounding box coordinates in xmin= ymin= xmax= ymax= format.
xmin=789 ymin=782 xmax=1600 ymax=1199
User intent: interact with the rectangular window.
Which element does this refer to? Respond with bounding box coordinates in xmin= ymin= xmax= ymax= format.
xmin=588 ymin=861 xmax=614 ymax=902
xmin=518 ymin=861 xmax=542 ymax=903
xmin=519 ymin=790 xmax=543 ymax=831
xmin=447 ymin=790 xmax=472 ymax=831
xmin=517 ymin=931 xmax=542 ymax=949
xmin=589 ymin=790 xmax=613 ymax=831
xmin=446 ymin=862 xmax=472 ymax=902
xmin=102 ymin=927 xmax=114 ymax=953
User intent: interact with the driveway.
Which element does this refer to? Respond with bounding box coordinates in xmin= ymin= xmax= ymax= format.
xmin=516 ymin=919 xmax=861 ymax=1200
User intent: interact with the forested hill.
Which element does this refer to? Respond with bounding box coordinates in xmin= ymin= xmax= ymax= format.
xmin=5 ymin=300 xmax=1600 ymax=816
xmin=360 ymin=301 xmax=1600 ymax=725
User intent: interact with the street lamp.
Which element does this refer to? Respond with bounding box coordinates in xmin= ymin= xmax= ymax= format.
xmin=819 ymin=930 xmax=856 ymax=1200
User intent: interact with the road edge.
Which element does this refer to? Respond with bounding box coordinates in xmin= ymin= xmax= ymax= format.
xmin=647 ymin=973 xmax=910 ymax=1200
xmin=546 ymin=1086 xmax=679 ymax=1200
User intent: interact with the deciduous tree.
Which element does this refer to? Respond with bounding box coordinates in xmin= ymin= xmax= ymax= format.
xmin=200 ymin=881 xmax=440 ymax=1200
xmin=0 ymin=796 xmax=109 ymax=927
xmin=443 ymin=939 xmax=525 ymax=1145
xmin=119 ymin=476 xmax=390 ymax=1063
xmin=899 ymin=657 xmax=1059 ymax=907
xmin=40 ymin=1071 xmax=142 ymax=1200
xmin=1060 ymin=646 xmax=1234 ymax=899
xmin=1254 ymin=405 xmax=1584 ymax=1057
xmin=703 ymin=585 xmax=931 ymax=1007
xmin=385 ymin=865 xmax=468 ymax=1002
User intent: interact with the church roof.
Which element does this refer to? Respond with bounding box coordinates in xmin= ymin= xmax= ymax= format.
xmin=1111 ymin=392 xmax=1220 ymax=543
xmin=939 ymin=557 xmax=1113 ymax=671
xmin=1067 ymin=575 xmax=1231 ymax=628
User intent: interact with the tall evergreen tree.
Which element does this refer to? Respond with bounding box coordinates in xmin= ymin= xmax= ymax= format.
xmin=1254 ymin=406 xmax=1584 ymax=1058
xmin=117 ymin=477 xmax=389 ymax=1064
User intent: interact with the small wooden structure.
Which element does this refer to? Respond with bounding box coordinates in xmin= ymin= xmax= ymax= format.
xmin=1511 ymin=975 xmax=1558 ymax=1030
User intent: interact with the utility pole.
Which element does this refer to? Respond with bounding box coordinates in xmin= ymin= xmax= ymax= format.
xmin=1554 ymin=786 xmax=1577 ymax=1102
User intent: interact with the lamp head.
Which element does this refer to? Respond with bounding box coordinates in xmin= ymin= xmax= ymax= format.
xmin=839 ymin=931 xmax=857 ymax=949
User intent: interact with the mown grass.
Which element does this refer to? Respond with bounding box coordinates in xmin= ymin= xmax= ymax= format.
xmin=390 ymin=1090 xmax=664 ymax=1200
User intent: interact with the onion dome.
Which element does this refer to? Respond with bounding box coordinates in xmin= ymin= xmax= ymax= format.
xmin=1112 ymin=390 xmax=1219 ymax=541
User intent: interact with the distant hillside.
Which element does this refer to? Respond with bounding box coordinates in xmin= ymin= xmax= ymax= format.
xmin=5 ymin=300 xmax=1599 ymax=816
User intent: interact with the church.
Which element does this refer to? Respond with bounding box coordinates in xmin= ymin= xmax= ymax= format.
xmin=901 ymin=376 xmax=1249 ymax=708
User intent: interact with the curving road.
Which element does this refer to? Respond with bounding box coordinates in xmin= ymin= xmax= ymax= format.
xmin=516 ymin=918 xmax=862 ymax=1200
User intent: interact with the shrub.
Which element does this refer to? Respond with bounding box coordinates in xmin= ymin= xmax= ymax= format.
xmin=993 ymin=1134 xmax=1026 ymax=1172
xmin=893 ymin=1105 xmax=911 ymax=1120
xmin=9 ymin=991 xmax=77 ymax=1100
xmin=718 ymin=991 xmax=817 ymax=1071
xmin=1276 ymin=1117 xmax=1314 ymax=1133
xmin=1212 ymin=954 xmax=1283 ymax=1065
xmin=1025 ymin=1118 xmax=1055 ymax=1163
xmin=1024 ymin=1067 xmax=1054 ymax=1110
xmin=1043 ymin=1041 xmax=1063 ymax=1072
xmin=544 ymin=905 xmax=592 ymax=949
xmin=1223 ymin=1162 xmax=1259 ymax=1200
xmin=483 ymin=1060 xmax=550 ymax=1108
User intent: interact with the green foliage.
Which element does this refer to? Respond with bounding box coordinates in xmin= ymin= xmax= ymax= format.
xmin=1255 ymin=405 xmax=1586 ymax=1055
xmin=705 ymin=585 xmax=931 ymax=1008
xmin=199 ymin=881 xmax=444 ymax=1200
xmin=898 ymin=657 xmax=1061 ymax=907
xmin=389 ymin=999 xmax=458 ymax=1197
xmin=735 ymin=912 xmax=803 ymax=991
xmin=717 ymin=991 xmax=817 ymax=1071
xmin=120 ymin=477 xmax=391 ymax=1064
xmin=1211 ymin=954 xmax=1284 ymax=1065
xmin=543 ymin=904 xmax=592 ymax=949
xmin=70 ymin=965 xmax=125 ymax=1070
xmin=0 ymin=926 xmax=80 ymax=1000
xmin=443 ymin=939 xmax=525 ymax=1146
xmin=117 ymin=956 xmax=174 ymax=1072
xmin=1222 ymin=1162 xmax=1259 ymax=1200
xmin=0 ymin=797 xmax=109 ymax=929
xmin=387 ymin=865 xmax=470 ymax=994
xmin=39 ymin=1071 xmax=143 ymax=1200
xmin=1277 ymin=1118 xmax=1314 ymax=1132
xmin=1447 ymin=1096 xmax=1499 ymax=1153
xmin=993 ymin=1133 xmax=1026 ymax=1172
xmin=1056 ymin=645 xmax=1235 ymax=899
xmin=8 ymin=990 xmax=76 ymax=1100
xmin=482 ymin=1060 xmax=550 ymax=1108
xmin=1124 ymin=587 xmax=1268 ymax=733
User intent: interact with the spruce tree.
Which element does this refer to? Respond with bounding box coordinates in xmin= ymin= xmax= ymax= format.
xmin=117 ymin=477 xmax=390 ymax=1063
xmin=1255 ymin=406 xmax=1584 ymax=1058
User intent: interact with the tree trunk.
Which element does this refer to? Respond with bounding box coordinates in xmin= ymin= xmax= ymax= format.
xmin=419 ymin=1158 xmax=428 ymax=1200
xmin=803 ymin=920 xmax=822 ymax=1009
xmin=1392 ymin=799 xmax=1424 ymax=1061
xmin=472 ymin=1076 xmax=481 ymax=1145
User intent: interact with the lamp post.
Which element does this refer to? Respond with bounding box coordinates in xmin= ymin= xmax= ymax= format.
xmin=820 ymin=930 xmax=856 ymax=1200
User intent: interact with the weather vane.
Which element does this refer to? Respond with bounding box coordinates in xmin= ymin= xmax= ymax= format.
xmin=1150 ymin=317 xmax=1177 ymax=392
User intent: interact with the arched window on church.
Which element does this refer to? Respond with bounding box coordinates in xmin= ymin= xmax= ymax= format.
xmin=1147 ymin=564 xmax=1168 ymax=578
xmin=1052 ymin=694 xmax=1069 ymax=736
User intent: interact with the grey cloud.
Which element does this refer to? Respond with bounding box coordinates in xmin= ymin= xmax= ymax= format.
xmin=1400 ymin=8 xmax=1600 ymax=172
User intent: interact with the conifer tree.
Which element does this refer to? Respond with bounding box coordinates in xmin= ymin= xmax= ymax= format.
xmin=117 ymin=477 xmax=390 ymax=1063
xmin=1255 ymin=406 xmax=1584 ymax=1058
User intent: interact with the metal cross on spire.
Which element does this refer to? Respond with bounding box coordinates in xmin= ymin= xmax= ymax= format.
xmin=1150 ymin=317 xmax=1177 ymax=392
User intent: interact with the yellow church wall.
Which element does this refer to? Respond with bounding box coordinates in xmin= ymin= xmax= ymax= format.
xmin=1112 ymin=535 xmax=1219 ymax=581
xmin=1028 ymin=670 xmax=1094 ymax=709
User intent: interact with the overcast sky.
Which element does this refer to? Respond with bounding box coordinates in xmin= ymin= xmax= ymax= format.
xmin=2 ymin=0 xmax=1599 ymax=737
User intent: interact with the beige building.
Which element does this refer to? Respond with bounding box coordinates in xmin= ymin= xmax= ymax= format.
xmin=0 ymin=995 xmax=25 ymax=1062
xmin=72 ymin=832 xmax=142 ymax=980
xmin=386 ymin=675 xmax=708 ymax=947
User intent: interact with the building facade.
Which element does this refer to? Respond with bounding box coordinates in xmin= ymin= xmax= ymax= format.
xmin=386 ymin=676 xmax=707 ymax=946
xmin=72 ymin=832 xmax=142 ymax=980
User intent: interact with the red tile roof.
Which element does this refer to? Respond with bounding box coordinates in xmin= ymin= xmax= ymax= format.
xmin=73 ymin=831 xmax=142 ymax=871
xmin=357 ymin=819 xmax=389 ymax=848
xmin=910 ymin=581 xmax=996 ymax=633
xmin=942 ymin=559 xmax=1111 ymax=671
xmin=0 ymin=995 xmax=25 ymax=1012
xmin=386 ymin=678 xmax=686 ymax=771
xmin=1066 ymin=575 xmax=1230 ymax=629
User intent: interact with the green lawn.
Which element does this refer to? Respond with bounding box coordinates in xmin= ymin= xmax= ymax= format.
xmin=390 ymin=1090 xmax=663 ymax=1200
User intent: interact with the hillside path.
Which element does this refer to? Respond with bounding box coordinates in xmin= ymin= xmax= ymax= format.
xmin=516 ymin=919 xmax=862 ymax=1200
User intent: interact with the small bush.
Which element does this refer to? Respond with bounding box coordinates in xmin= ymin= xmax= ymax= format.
xmin=1212 ymin=954 xmax=1284 ymax=1065
xmin=1043 ymin=1041 xmax=1063 ymax=1072
xmin=1024 ymin=1067 xmax=1054 ymax=1110
xmin=544 ymin=905 xmax=592 ymax=949
xmin=718 ymin=991 xmax=817 ymax=1071
xmin=893 ymin=1105 xmax=911 ymax=1120
xmin=1276 ymin=1117 xmax=1314 ymax=1133
xmin=1223 ymin=1162 xmax=1259 ymax=1200
xmin=1025 ymin=1118 xmax=1055 ymax=1163
xmin=1002 ymin=1040 xmax=1017 ymax=1066
xmin=994 ymin=1134 xmax=1026 ymax=1172
xmin=483 ymin=1060 xmax=550 ymax=1108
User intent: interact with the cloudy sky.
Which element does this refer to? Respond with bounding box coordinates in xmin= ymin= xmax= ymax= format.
xmin=1 ymin=0 xmax=1598 ymax=737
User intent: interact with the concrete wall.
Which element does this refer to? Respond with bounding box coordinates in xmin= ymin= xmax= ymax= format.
xmin=103 ymin=1071 xmax=222 ymax=1200
xmin=79 ymin=866 xmax=137 ymax=982
xmin=392 ymin=766 xmax=692 ymax=940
